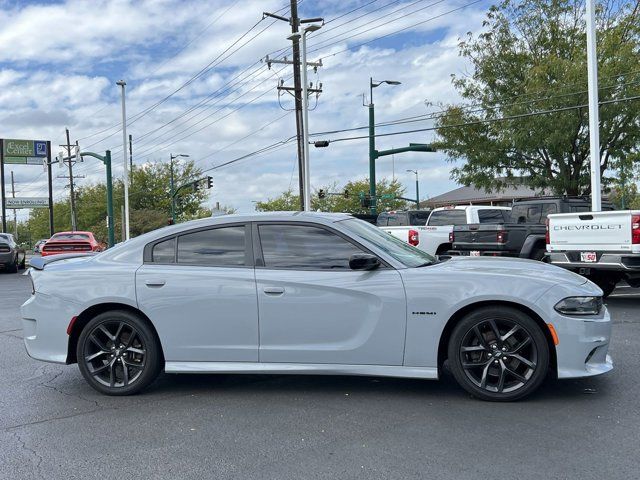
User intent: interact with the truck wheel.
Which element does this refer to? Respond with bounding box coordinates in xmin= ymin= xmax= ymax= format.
xmin=588 ymin=275 xmax=617 ymax=298
xmin=447 ymin=306 xmax=549 ymax=401
xmin=530 ymin=248 xmax=547 ymax=262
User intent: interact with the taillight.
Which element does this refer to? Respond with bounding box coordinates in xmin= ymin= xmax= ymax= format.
xmin=408 ymin=229 xmax=419 ymax=246
xmin=449 ymin=231 xmax=455 ymax=243
xmin=632 ymin=215 xmax=640 ymax=244
xmin=496 ymin=230 xmax=506 ymax=243
xmin=545 ymin=218 xmax=550 ymax=245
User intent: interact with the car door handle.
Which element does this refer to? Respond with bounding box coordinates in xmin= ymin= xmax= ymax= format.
xmin=263 ymin=286 xmax=285 ymax=295
xmin=145 ymin=279 xmax=166 ymax=288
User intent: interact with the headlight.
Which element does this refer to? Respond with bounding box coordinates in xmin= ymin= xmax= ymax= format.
xmin=554 ymin=296 xmax=603 ymax=315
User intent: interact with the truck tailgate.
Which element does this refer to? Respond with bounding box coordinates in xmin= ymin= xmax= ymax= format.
xmin=548 ymin=211 xmax=638 ymax=251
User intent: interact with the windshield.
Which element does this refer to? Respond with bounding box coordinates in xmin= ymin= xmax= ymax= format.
xmin=339 ymin=218 xmax=436 ymax=267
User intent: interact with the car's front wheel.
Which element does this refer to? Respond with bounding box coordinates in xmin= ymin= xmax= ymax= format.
xmin=447 ymin=306 xmax=549 ymax=401
xmin=77 ymin=311 xmax=162 ymax=395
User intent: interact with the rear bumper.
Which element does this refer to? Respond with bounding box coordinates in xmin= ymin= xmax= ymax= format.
xmin=0 ymin=251 xmax=16 ymax=265
xmin=548 ymin=252 xmax=640 ymax=272
xmin=552 ymin=306 xmax=613 ymax=379
xmin=21 ymin=292 xmax=79 ymax=364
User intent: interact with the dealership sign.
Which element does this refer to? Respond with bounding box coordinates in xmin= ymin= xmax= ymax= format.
xmin=2 ymin=139 xmax=48 ymax=158
xmin=6 ymin=197 xmax=49 ymax=209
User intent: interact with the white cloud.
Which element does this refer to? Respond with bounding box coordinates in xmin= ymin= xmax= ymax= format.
xmin=1 ymin=0 xmax=489 ymax=222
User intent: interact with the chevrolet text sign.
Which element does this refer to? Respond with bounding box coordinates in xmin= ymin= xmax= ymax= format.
xmin=2 ymin=139 xmax=48 ymax=158
xmin=6 ymin=197 xmax=49 ymax=209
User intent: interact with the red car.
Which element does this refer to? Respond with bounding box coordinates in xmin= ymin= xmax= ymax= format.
xmin=41 ymin=231 xmax=103 ymax=256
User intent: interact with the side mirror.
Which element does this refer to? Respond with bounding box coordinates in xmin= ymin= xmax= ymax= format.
xmin=349 ymin=253 xmax=380 ymax=271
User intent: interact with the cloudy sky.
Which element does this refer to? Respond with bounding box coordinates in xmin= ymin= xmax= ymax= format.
xmin=0 ymin=0 xmax=491 ymax=219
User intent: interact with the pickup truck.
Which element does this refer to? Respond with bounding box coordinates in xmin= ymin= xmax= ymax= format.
xmin=381 ymin=205 xmax=511 ymax=256
xmin=546 ymin=209 xmax=640 ymax=297
xmin=450 ymin=197 xmax=610 ymax=261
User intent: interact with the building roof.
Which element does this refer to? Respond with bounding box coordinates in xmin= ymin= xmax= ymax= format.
xmin=424 ymin=180 xmax=553 ymax=207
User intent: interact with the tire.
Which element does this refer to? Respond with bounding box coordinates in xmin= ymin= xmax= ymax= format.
xmin=19 ymin=255 xmax=26 ymax=269
xmin=447 ymin=306 xmax=549 ymax=401
xmin=530 ymin=248 xmax=547 ymax=262
xmin=77 ymin=310 xmax=162 ymax=396
xmin=7 ymin=257 xmax=18 ymax=274
xmin=588 ymin=274 xmax=617 ymax=298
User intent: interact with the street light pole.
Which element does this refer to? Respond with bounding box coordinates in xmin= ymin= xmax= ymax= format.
xmin=585 ymin=0 xmax=601 ymax=212
xmin=368 ymin=78 xmax=401 ymax=215
xmin=407 ymin=169 xmax=419 ymax=209
xmin=170 ymin=153 xmax=189 ymax=222
xmin=116 ymin=80 xmax=131 ymax=239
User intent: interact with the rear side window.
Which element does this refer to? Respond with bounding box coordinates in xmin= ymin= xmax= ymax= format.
xmin=177 ymin=226 xmax=246 ymax=266
xmin=511 ymin=205 xmax=541 ymax=224
xmin=427 ymin=210 xmax=467 ymax=226
xmin=570 ymin=205 xmax=590 ymax=213
xmin=478 ymin=209 xmax=509 ymax=224
xmin=386 ymin=214 xmax=404 ymax=226
xmin=376 ymin=214 xmax=389 ymax=226
xmin=258 ymin=224 xmax=363 ymax=270
xmin=541 ymin=203 xmax=558 ymax=221
xmin=152 ymin=237 xmax=176 ymax=263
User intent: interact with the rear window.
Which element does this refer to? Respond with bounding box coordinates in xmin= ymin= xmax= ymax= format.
xmin=427 ymin=210 xmax=467 ymax=226
xmin=478 ymin=209 xmax=509 ymax=224
xmin=51 ymin=233 xmax=90 ymax=241
xmin=408 ymin=211 xmax=431 ymax=225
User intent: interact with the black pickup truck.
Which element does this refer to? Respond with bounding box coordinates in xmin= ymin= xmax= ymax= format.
xmin=450 ymin=197 xmax=611 ymax=260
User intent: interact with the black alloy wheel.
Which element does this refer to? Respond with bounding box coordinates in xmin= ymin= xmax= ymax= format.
xmin=77 ymin=311 xmax=162 ymax=395
xmin=448 ymin=306 xmax=549 ymax=401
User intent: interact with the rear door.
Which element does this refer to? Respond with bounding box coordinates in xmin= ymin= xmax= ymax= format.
xmin=253 ymin=222 xmax=407 ymax=365
xmin=136 ymin=223 xmax=259 ymax=362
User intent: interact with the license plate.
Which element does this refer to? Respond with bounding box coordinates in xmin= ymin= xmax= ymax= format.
xmin=470 ymin=250 xmax=481 ymax=257
xmin=580 ymin=252 xmax=597 ymax=262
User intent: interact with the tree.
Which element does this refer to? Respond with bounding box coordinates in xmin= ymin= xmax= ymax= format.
xmin=255 ymin=178 xmax=409 ymax=213
xmin=435 ymin=0 xmax=640 ymax=196
xmin=24 ymin=159 xmax=213 ymax=242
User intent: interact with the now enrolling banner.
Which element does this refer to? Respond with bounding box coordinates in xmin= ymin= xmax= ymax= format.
xmin=6 ymin=197 xmax=49 ymax=209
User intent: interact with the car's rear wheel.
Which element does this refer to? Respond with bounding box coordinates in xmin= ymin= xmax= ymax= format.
xmin=77 ymin=311 xmax=162 ymax=395
xmin=447 ymin=306 xmax=549 ymax=401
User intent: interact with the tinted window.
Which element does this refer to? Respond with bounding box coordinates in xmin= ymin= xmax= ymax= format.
xmin=152 ymin=237 xmax=175 ymax=263
xmin=51 ymin=233 xmax=90 ymax=240
xmin=511 ymin=205 xmax=541 ymax=224
xmin=259 ymin=224 xmax=363 ymax=270
xmin=478 ymin=209 xmax=509 ymax=224
xmin=570 ymin=205 xmax=590 ymax=213
xmin=386 ymin=214 xmax=404 ymax=226
xmin=177 ymin=226 xmax=245 ymax=266
xmin=409 ymin=211 xmax=431 ymax=225
xmin=541 ymin=203 xmax=558 ymax=221
xmin=427 ymin=210 xmax=467 ymax=226
xmin=376 ymin=214 xmax=389 ymax=226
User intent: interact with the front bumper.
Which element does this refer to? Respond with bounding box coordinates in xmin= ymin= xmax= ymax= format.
xmin=21 ymin=292 xmax=80 ymax=364
xmin=551 ymin=305 xmax=613 ymax=379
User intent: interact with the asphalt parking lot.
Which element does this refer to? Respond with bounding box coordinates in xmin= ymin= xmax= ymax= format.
xmin=1 ymin=271 xmax=639 ymax=480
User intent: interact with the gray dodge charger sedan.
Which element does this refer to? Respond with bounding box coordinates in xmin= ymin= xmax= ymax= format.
xmin=22 ymin=212 xmax=612 ymax=401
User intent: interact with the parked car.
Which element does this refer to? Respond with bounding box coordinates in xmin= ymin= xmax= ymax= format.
xmin=0 ymin=233 xmax=26 ymax=273
xmin=376 ymin=210 xmax=432 ymax=227
xmin=547 ymin=209 xmax=640 ymax=297
xmin=41 ymin=231 xmax=103 ymax=256
xmin=451 ymin=197 xmax=613 ymax=260
xmin=33 ymin=239 xmax=48 ymax=254
xmin=381 ymin=205 xmax=511 ymax=256
xmin=23 ymin=212 xmax=612 ymax=401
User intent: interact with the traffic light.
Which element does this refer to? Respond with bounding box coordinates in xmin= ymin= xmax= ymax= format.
xmin=206 ymin=176 xmax=213 ymax=189
xmin=318 ymin=189 xmax=326 ymax=199
xmin=343 ymin=189 xmax=349 ymax=198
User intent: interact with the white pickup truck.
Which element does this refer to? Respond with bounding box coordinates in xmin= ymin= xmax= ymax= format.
xmin=547 ymin=210 xmax=640 ymax=296
xmin=381 ymin=205 xmax=511 ymax=256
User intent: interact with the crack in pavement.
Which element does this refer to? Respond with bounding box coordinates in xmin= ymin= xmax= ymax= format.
xmin=39 ymin=369 xmax=104 ymax=409
xmin=9 ymin=430 xmax=44 ymax=476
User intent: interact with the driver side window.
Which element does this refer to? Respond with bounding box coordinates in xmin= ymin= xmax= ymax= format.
xmin=258 ymin=224 xmax=365 ymax=270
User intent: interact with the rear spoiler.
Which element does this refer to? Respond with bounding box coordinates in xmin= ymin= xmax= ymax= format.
xmin=29 ymin=253 xmax=96 ymax=271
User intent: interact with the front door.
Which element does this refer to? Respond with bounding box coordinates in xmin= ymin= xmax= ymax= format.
xmin=136 ymin=224 xmax=259 ymax=362
xmin=254 ymin=223 xmax=407 ymax=365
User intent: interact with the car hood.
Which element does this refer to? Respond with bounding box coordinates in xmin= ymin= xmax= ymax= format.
xmin=433 ymin=256 xmax=588 ymax=287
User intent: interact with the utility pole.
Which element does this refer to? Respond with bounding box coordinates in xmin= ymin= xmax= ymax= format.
xmin=116 ymin=80 xmax=130 ymax=240
xmin=406 ymin=169 xmax=420 ymax=209
xmin=129 ymin=134 xmax=133 ymax=178
xmin=10 ymin=171 xmax=16 ymax=236
xmin=264 ymin=7 xmax=324 ymax=210
xmin=65 ymin=128 xmax=77 ymax=231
